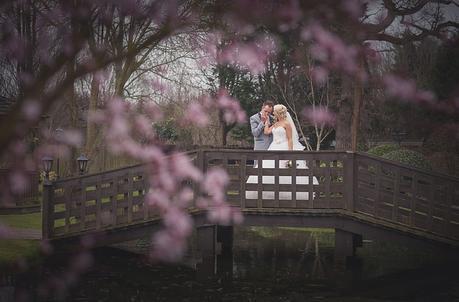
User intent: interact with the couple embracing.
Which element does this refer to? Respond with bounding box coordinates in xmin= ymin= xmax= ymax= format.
xmin=246 ymin=101 xmax=318 ymax=201
xmin=250 ymin=100 xmax=304 ymax=152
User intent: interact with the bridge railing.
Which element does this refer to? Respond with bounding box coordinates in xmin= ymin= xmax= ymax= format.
xmin=42 ymin=149 xmax=459 ymax=242
xmin=354 ymin=153 xmax=459 ymax=240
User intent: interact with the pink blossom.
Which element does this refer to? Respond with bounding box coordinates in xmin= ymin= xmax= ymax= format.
xmin=218 ymin=36 xmax=277 ymax=75
xmin=146 ymin=191 xmax=169 ymax=210
xmin=207 ymin=205 xmax=232 ymax=225
xmin=151 ymin=230 xmax=186 ymax=262
xmin=183 ymin=102 xmax=209 ymax=127
xmin=163 ymin=208 xmax=192 ymax=237
xmin=341 ymin=0 xmax=364 ymax=19
xmin=310 ymin=66 xmax=329 ymax=85
xmin=216 ymin=91 xmax=247 ymax=124
xmin=88 ymin=111 xmax=106 ymax=123
xmin=170 ymin=153 xmax=202 ymax=181
xmin=134 ymin=115 xmax=153 ymax=136
xmin=202 ymin=167 xmax=229 ymax=197
xmin=56 ymin=129 xmax=83 ymax=147
xmin=22 ymin=100 xmax=42 ymax=121
xmin=277 ymin=0 xmax=302 ymax=30
xmin=10 ymin=170 xmax=28 ymax=194
xmin=302 ymin=106 xmax=336 ymax=125
xmin=151 ymin=79 xmax=168 ymax=94
xmin=383 ymin=74 xmax=436 ymax=105
xmin=302 ymin=24 xmax=362 ymax=76
xmin=176 ymin=187 xmax=194 ymax=207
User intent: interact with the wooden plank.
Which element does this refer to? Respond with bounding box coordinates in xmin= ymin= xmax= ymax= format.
xmin=324 ymin=162 xmax=331 ymax=209
xmin=257 ymin=154 xmax=262 ymax=209
xmin=240 ymin=155 xmax=247 ymax=209
xmin=127 ymin=172 xmax=133 ymax=224
xmin=308 ymin=156 xmax=315 ymax=209
xmin=95 ymin=182 xmax=102 ymax=230
xmin=392 ymin=168 xmax=400 ymax=224
xmin=274 ymin=155 xmax=279 ymax=208
xmin=373 ymin=163 xmax=381 ymax=218
xmin=291 ymin=159 xmax=297 ymax=208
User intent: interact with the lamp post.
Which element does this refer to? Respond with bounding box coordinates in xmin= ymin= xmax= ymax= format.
xmin=54 ymin=128 xmax=64 ymax=178
xmin=77 ymin=155 xmax=89 ymax=175
xmin=41 ymin=156 xmax=54 ymax=184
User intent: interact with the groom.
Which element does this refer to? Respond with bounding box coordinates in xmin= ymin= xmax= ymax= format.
xmin=250 ymin=100 xmax=274 ymax=150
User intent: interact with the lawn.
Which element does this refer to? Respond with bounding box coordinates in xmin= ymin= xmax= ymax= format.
xmin=0 ymin=212 xmax=42 ymax=230
xmin=0 ymin=239 xmax=40 ymax=265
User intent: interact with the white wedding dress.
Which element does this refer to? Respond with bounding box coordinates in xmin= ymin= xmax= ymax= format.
xmin=245 ymin=118 xmax=319 ymax=201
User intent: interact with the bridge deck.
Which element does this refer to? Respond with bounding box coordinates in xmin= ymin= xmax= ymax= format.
xmin=42 ymin=150 xmax=459 ymax=247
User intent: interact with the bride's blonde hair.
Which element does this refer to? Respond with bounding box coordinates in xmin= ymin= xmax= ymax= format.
xmin=273 ymin=104 xmax=287 ymax=120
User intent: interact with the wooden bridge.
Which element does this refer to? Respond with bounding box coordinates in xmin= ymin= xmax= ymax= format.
xmin=42 ymin=149 xmax=459 ymax=251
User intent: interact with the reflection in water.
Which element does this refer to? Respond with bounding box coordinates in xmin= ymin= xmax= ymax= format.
xmin=1 ymin=226 xmax=459 ymax=301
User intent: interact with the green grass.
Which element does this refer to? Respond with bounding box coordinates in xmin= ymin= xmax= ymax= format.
xmin=0 ymin=212 xmax=42 ymax=230
xmin=278 ymin=227 xmax=335 ymax=233
xmin=0 ymin=239 xmax=40 ymax=264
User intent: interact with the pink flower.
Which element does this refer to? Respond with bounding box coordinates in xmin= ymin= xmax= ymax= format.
xmin=163 ymin=208 xmax=192 ymax=237
xmin=310 ymin=66 xmax=329 ymax=85
xmin=146 ymin=190 xmax=170 ymax=210
xmin=56 ymin=129 xmax=82 ymax=147
xmin=183 ymin=102 xmax=209 ymax=127
xmin=22 ymin=100 xmax=42 ymax=121
xmin=383 ymin=74 xmax=436 ymax=105
xmin=341 ymin=0 xmax=364 ymax=19
xmin=134 ymin=115 xmax=153 ymax=136
xmin=170 ymin=153 xmax=202 ymax=181
xmin=216 ymin=91 xmax=247 ymax=124
xmin=151 ymin=230 xmax=186 ymax=262
xmin=144 ymin=102 xmax=163 ymax=121
xmin=302 ymin=106 xmax=336 ymax=126
xmin=202 ymin=167 xmax=229 ymax=197
xmin=207 ymin=205 xmax=232 ymax=225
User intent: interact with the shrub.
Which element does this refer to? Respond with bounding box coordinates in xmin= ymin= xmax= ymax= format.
xmin=367 ymin=144 xmax=399 ymax=157
xmin=382 ymin=149 xmax=432 ymax=171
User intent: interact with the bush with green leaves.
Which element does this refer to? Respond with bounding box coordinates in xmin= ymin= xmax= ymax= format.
xmin=382 ymin=149 xmax=432 ymax=171
xmin=367 ymin=144 xmax=400 ymax=157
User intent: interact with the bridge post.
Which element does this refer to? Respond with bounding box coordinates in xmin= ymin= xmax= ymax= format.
xmin=334 ymin=229 xmax=362 ymax=268
xmin=42 ymin=180 xmax=54 ymax=240
xmin=193 ymin=150 xmax=205 ymax=208
xmin=196 ymin=225 xmax=233 ymax=280
xmin=333 ymin=229 xmax=363 ymax=287
xmin=344 ymin=152 xmax=356 ymax=212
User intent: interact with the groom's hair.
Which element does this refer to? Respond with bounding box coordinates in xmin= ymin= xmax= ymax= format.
xmin=263 ymin=100 xmax=274 ymax=108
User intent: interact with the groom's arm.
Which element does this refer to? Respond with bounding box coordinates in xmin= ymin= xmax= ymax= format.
xmin=250 ymin=116 xmax=265 ymax=138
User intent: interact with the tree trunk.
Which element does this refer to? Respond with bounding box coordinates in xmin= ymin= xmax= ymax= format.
xmin=85 ymin=75 xmax=99 ymax=166
xmin=335 ymin=78 xmax=353 ymax=151
xmin=351 ymin=79 xmax=363 ymax=152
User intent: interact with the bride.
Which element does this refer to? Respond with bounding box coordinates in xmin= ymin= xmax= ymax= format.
xmin=245 ymin=104 xmax=318 ymax=201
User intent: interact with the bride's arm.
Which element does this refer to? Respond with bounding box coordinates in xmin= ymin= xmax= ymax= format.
xmin=285 ymin=123 xmax=293 ymax=150
xmin=264 ymin=121 xmax=273 ymax=135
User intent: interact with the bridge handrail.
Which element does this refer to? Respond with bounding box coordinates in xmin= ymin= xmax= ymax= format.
xmin=42 ymin=149 xmax=459 ymax=243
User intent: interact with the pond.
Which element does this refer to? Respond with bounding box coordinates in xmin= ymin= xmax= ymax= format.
xmin=1 ymin=226 xmax=459 ymax=301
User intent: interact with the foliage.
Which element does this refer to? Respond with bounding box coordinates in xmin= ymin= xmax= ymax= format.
xmin=367 ymin=144 xmax=400 ymax=157
xmin=153 ymin=118 xmax=179 ymax=143
xmin=207 ymin=65 xmax=260 ymax=144
xmin=382 ymin=149 xmax=432 ymax=171
xmin=433 ymin=36 xmax=459 ymax=99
